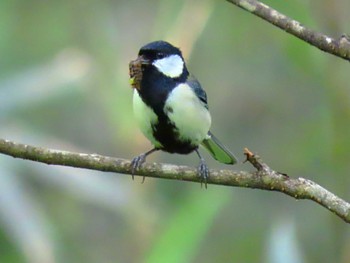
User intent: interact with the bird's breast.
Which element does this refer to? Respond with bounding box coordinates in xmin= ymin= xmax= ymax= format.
xmin=132 ymin=89 xmax=162 ymax=148
xmin=164 ymin=83 xmax=212 ymax=145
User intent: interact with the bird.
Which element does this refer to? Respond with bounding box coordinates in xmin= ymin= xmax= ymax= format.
xmin=129 ymin=40 xmax=237 ymax=187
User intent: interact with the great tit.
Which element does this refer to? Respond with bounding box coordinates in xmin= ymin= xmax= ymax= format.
xmin=129 ymin=40 xmax=237 ymax=186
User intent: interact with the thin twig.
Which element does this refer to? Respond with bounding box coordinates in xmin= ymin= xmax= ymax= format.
xmin=0 ymin=138 xmax=349 ymax=223
xmin=226 ymin=0 xmax=350 ymax=62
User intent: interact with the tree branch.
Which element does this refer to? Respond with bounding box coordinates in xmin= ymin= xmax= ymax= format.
xmin=0 ymin=138 xmax=349 ymax=223
xmin=226 ymin=0 xmax=350 ymax=62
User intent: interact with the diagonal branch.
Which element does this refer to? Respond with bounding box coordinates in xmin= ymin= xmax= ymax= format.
xmin=0 ymin=138 xmax=349 ymax=223
xmin=226 ymin=0 xmax=350 ymax=62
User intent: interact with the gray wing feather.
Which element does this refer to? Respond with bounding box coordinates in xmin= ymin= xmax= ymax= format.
xmin=186 ymin=76 xmax=237 ymax=164
xmin=187 ymin=75 xmax=208 ymax=109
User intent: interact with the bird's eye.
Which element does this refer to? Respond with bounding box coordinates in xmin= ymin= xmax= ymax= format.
xmin=156 ymin=52 xmax=165 ymax=59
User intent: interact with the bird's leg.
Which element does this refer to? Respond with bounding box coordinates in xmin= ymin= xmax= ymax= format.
xmin=195 ymin=149 xmax=209 ymax=188
xmin=131 ymin=148 xmax=159 ymax=182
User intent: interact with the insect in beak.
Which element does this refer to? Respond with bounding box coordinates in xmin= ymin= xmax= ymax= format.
xmin=129 ymin=55 xmax=150 ymax=90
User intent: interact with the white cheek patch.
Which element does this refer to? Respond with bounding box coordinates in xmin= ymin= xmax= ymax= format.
xmin=152 ymin=54 xmax=184 ymax=78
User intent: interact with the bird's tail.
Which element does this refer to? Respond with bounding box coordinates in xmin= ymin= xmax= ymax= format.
xmin=201 ymin=131 xmax=238 ymax=165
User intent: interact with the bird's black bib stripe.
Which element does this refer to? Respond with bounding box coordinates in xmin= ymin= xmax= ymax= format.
xmin=137 ymin=64 xmax=196 ymax=154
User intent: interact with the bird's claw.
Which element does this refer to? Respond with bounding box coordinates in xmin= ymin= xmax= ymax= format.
xmin=130 ymin=154 xmax=147 ymax=180
xmin=197 ymin=160 xmax=209 ymax=189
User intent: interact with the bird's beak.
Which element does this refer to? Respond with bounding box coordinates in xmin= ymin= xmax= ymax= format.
xmin=129 ymin=55 xmax=149 ymax=90
xmin=130 ymin=55 xmax=150 ymax=67
xmin=137 ymin=55 xmax=151 ymax=65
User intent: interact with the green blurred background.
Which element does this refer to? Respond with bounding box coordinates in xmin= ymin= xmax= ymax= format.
xmin=0 ymin=0 xmax=349 ymax=262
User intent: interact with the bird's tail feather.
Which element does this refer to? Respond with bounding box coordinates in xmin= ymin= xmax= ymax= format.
xmin=201 ymin=132 xmax=238 ymax=165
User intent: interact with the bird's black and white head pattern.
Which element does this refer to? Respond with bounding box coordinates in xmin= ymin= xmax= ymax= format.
xmin=139 ymin=41 xmax=188 ymax=79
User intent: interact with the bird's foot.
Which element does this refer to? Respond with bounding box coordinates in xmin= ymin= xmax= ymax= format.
xmin=130 ymin=148 xmax=158 ymax=183
xmin=197 ymin=159 xmax=209 ymax=189
xmin=130 ymin=154 xmax=147 ymax=180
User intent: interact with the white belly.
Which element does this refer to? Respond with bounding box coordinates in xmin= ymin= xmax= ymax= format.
xmin=165 ymin=83 xmax=211 ymax=145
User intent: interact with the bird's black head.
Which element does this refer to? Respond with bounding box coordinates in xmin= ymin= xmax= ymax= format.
xmin=139 ymin=41 xmax=182 ymax=60
xmin=137 ymin=40 xmax=188 ymax=79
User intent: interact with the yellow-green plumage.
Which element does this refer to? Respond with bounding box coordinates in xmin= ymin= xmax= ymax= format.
xmin=201 ymin=132 xmax=237 ymax=164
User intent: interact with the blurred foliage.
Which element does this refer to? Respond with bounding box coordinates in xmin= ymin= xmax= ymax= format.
xmin=0 ymin=0 xmax=349 ymax=262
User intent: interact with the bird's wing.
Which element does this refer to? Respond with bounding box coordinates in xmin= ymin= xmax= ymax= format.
xmin=187 ymin=75 xmax=208 ymax=109
xmin=201 ymin=131 xmax=238 ymax=165
xmin=186 ymin=75 xmax=236 ymax=164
